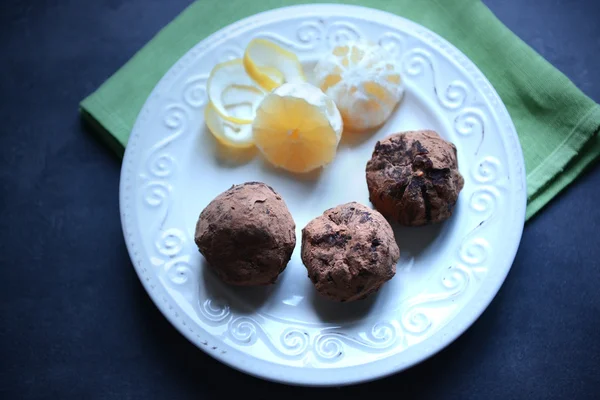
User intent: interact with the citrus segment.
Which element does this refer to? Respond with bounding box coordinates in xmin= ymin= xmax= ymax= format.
xmin=244 ymin=38 xmax=306 ymax=92
xmin=252 ymin=82 xmax=343 ymax=173
xmin=314 ymin=40 xmax=404 ymax=131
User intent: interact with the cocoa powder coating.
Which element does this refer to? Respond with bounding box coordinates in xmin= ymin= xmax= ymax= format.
xmin=366 ymin=130 xmax=464 ymax=226
xmin=194 ymin=182 xmax=296 ymax=286
xmin=301 ymin=202 xmax=400 ymax=302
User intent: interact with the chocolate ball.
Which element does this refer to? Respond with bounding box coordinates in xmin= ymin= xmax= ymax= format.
xmin=301 ymin=202 xmax=399 ymax=302
xmin=366 ymin=130 xmax=464 ymax=226
xmin=194 ymin=182 xmax=296 ymax=286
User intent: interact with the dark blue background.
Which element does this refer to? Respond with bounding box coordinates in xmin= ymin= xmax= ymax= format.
xmin=1 ymin=0 xmax=599 ymax=398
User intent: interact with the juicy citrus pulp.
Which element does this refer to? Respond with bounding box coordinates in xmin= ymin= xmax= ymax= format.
xmin=252 ymin=82 xmax=343 ymax=173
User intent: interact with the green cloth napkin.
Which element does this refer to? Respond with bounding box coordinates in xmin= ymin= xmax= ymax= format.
xmin=80 ymin=0 xmax=600 ymax=220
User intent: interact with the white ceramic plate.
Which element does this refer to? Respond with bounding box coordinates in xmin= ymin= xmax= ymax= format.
xmin=120 ymin=4 xmax=526 ymax=387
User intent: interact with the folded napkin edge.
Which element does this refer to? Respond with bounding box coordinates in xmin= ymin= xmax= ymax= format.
xmin=526 ymin=128 xmax=600 ymax=220
xmin=526 ymin=104 xmax=600 ymax=198
xmin=79 ymin=96 xmax=128 ymax=159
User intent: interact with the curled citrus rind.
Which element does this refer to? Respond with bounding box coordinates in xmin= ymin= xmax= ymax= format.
xmin=204 ymin=102 xmax=254 ymax=149
xmin=207 ymin=59 xmax=265 ymax=124
xmin=243 ymin=38 xmax=306 ymax=92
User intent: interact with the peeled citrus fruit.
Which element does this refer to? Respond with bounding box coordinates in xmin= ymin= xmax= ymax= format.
xmin=243 ymin=38 xmax=306 ymax=92
xmin=204 ymin=102 xmax=254 ymax=148
xmin=313 ymin=40 xmax=404 ymax=132
xmin=252 ymin=82 xmax=343 ymax=173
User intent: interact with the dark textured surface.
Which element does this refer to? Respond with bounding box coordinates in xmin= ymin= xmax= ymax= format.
xmin=0 ymin=0 xmax=599 ymax=399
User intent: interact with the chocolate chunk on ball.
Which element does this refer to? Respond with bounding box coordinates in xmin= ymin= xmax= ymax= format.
xmin=194 ymin=182 xmax=296 ymax=286
xmin=301 ymin=202 xmax=399 ymax=302
xmin=366 ymin=130 xmax=464 ymax=226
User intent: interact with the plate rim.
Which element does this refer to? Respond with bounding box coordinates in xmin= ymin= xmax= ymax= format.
xmin=119 ymin=3 xmax=527 ymax=386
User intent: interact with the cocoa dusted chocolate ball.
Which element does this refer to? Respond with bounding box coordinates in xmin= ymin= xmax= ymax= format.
xmin=301 ymin=202 xmax=399 ymax=302
xmin=194 ymin=182 xmax=296 ymax=286
xmin=366 ymin=130 xmax=464 ymax=226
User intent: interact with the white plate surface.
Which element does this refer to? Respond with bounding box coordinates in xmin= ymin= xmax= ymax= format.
xmin=120 ymin=4 xmax=526 ymax=386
